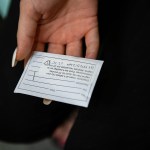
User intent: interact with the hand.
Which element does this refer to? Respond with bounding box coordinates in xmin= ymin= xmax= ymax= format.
xmin=15 ymin=0 xmax=99 ymax=105
xmin=16 ymin=0 xmax=99 ymax=62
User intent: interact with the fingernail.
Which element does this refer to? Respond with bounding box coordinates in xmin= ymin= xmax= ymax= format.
xmin=43 ymin=99 xmax=52 ymax=105
xmin=12 ymin=48 xmax=18 ymax=67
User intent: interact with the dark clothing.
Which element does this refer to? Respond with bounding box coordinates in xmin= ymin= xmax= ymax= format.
xmin=65 ymin=0 xmax=150 ymax=149
xmin=1 ymin=0 xmax=150 ymax=148
xmin=0 ymin=0 xmax=75 ymax=143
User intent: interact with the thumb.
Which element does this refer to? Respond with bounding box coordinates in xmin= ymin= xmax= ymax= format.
xmin=17 ymin=0 xmax=40 ymax=61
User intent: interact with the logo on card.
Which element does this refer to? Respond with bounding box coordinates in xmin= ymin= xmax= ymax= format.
xmin=44 ymin=60 xmax=51 ymax=66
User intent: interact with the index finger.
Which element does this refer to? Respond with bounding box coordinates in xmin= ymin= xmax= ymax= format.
xmin=17 ymin=0 xmax=41 ymax=61
xmin=85 ymin=27 xmax=100 ymax=59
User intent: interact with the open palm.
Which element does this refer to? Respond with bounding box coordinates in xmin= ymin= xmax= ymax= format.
xmin=17 ymin=0 xmax=99 ymax=61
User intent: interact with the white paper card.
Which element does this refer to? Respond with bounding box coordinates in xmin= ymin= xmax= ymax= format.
xmin=14 ymin=51 xmax=103 ymax=107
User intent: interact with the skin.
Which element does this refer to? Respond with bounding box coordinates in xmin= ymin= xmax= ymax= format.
xmin=17 ymin=0 xmax=99 ymax=145
xmin=17 ymin=0 xmax=99 ymax=62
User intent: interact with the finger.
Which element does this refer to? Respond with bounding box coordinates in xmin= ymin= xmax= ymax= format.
xmin=48 ymin=43 xmax=65 ymax=54
xmin=33 ymin=42 xmax=45 ymax=51
xmin=43 ymin=99 xmax=52 ymax=105
xmin=46 ymin=43 xmax=65 ymax=105
xmin=24 ymin=51 xmax=32 ymax=66
xmin=66 ymin=40 xmax=82 ymax=57
xmin=24 ymin=42 xmax=45 ymax=65
xmin=17 ymin=0 xmax=41 ymax=61
xmin=25 ymin=42 xmax=52 ymax=105
xmin=85 ymin=27 xmax=100 ymax=59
